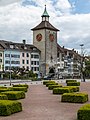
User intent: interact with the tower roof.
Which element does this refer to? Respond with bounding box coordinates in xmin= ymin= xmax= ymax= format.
xmin=41 ymin=5 xmax=50 ymax=17
xmin=31 ymin=21 xmax=59 ymax=31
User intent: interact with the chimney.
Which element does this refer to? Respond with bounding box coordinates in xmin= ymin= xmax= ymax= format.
xmin=23 ymin=40 xmax=26 ymax=44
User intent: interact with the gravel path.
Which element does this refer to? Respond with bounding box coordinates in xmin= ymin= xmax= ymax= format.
xmin=0 ymin=82 xmax=90 ymax=120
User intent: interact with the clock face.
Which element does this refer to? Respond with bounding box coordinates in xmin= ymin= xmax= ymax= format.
xmin=36 ymin=33 xmax=42 ymax=42
xmin=49 ymin=34 xmax=54 ymax=42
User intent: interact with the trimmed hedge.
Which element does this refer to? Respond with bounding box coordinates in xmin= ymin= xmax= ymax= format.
xmin=0 ymin=86 xmax=7 ymax=89
xmin=67 ymin=82 xmax=80 ymax=86
xmin=46 ymin=83 xmax=58 ymax=87
xmin=2 ymin=91 xmax=25 ymax=100
xmin=63 ymin=86 xmax=79 ymax=92
xmin=48 ymin=84 xmax=62 ymax=90
xmin=8 ymin=87 xmax=27 ymax=92
xmin=0 ymin=89 xmax=9 ymax=92
xmin=53 ymin=87 xmax=72 ymax=94
xmin=43 ymin=80 xmax=55 ymax=85
xmin=66 ymin=80 xmax=77 ymax=83
xmin=61 ymin=92 xmax=88 ymax=103
xmin=77 ymin=104 xmax=90 ymax=120
xmin=0 ymin=94 xmax=8 ymax=100
xmin=13 ymin=84 xmax=28 ymax=89
xmin=0 ymin=100 xmax=22 ymax=116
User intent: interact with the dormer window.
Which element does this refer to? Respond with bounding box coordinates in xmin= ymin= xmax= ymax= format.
xmin=24 ymin=46 xmax=27 ymax=49
xmin=10 ymin=45 xmax=14 ymax=49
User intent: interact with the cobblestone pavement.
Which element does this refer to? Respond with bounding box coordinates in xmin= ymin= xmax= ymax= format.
xmin=0 ymin=82 xmax=90 ymax=120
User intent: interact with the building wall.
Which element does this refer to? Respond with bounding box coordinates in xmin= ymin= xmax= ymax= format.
xmin=0 ymin=51 xmax=4 ymax=71
xmin=4 ymin=50 xmax=20 ymax=71
xmin=33 ymin=29 xmax=46 ymax=75
xmin=31 ymin=52 xmax=40 ymax=74
xmin=33 ymin=29 xmax=57 ymax=76
xmin=45 ymin=30 xmax=57 ymax=74
xmin=20 ymin=51 xmax=31 ymax=70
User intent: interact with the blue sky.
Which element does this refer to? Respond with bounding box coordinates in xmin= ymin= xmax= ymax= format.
xmin=0 ymin=0 xmax=90 ymax=55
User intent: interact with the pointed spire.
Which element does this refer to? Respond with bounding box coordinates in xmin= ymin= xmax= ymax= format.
xmin=41 ymin=5 xmax=49 ymax=21
xmin=42 ymin=5 xmax=49 ymax=17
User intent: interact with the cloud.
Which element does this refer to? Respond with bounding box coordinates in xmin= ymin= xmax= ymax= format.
xmin=0 ymin=0 xmax=90 ymax=55
xmin=0 ymin=0 xmax=21 ymax=6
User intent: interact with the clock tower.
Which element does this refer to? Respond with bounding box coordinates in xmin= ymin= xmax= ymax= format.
xmin=31 ymin=5 xmax=59 ymax=76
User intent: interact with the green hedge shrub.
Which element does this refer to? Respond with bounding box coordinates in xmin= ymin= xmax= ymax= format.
xmin=2 ymin=91 xmax=25 ymax=100
xmin=46 ymin=83 xmax=58 ymax=87
xmin=77 ymin=104 xmax=90 ymax=120
xmin=66 ymin=80 xmax=77 ymax=83
xmin=67 ymin=82 xmax=80 ymax=86
xmin=8 ymin=87 xmax=27 ymax=92
xmin=0 ymin=94 xmax=8 ymax=100
xmin=0 ymin=89 xmax=9 ymax=92
xmin=0 ymin=100 xmax=22 ymax=116
xmin=43 ymin=80 xmax=49 ymax=85
xmin=63 ymin=86 xmax=79 ymax=92
xmin=61 ymin=92 xmax=88 ymax=103
xmin=43 ymin=80 xmax=55 ymax=85
xmin=0 ymin=86 xmax=7 ymax=89
xmin=53 ymin=87 xmax=72 ymax=94
xmin=48 ymin=84 xmax=62 ymax=90
xmin=13 ymin=84 xmax=28 ymax=89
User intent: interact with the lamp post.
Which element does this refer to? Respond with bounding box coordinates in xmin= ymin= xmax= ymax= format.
xmin=80 ymin=44 xmax=85 ymax=82
xmin=9 ymin=50 xmax=11 ymax=86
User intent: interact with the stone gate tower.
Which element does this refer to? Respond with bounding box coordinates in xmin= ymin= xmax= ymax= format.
xmin=31 ymin=5 xmax=59 ymax=76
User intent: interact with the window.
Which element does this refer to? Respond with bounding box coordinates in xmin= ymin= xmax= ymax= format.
xmin=31 ymin=67 xmax=33 ymax=71
xmin=5 ymin=60 xmax=10 ymax=64
xmin=0 ymin=53 xmax=2 ymax=57
xmin=0 ymin=59 xmax=2 ymax=63
xmin=31 ymin=61 xmax=33 ymax=65
xmin=22 ymin=53 xmax=24 ymax=57
xmin=5 ymin=54 xmax=10 ymax=57
xmin=5 ymin=66 xmax=9 ymax=70
xmin=34 ymin=67 xmax=36 ymax=71
xmin=37 ymin=61 xmax=39 ymax=65
xmin=34 ymin=61 xmax=36 ymax=65
xmin=10 ymin=45 xmax=13 ymax=48
xmin=26 ymin=60 xmax=29 ymax=64
xmin=22 ymin=60 xmax=25 ymax=64
xmin=31 ymin=54 xmax=33 ymax=58
xmin=26 ymin=66 xmax=29 ymax=70
xmin=16 ymin=61 xmax=20 ymax=64
xmin=27 ymin=53 xmax=29 ymax=57
xmin=34 ymin=55 xmax=39 ymax=59
xmin=37 ymin=67 xmax=39 ymax=71
xmin=11 ymin=54 xmax=20 ymax=58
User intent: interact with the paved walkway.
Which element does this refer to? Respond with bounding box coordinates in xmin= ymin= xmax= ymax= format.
xmin=0 ymin=82 xmax=90 ymax=120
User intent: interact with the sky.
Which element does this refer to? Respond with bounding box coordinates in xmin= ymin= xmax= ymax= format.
xmin=0 ymin=0 xmax=90 ymax=55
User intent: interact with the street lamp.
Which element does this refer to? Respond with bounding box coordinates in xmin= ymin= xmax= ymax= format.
xmin=9 ymin=50 xmax=11 ymax=86
xmin=80 ymin=44 xmax=85 ymax=82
